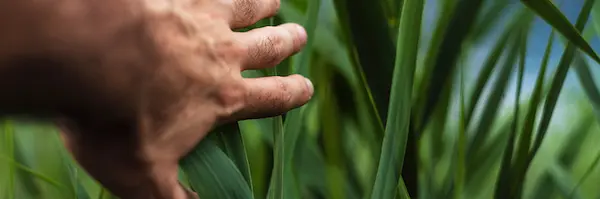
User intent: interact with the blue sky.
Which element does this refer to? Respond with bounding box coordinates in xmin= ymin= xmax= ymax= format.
xmin=419 ymin=0 xmax=598 ymax=130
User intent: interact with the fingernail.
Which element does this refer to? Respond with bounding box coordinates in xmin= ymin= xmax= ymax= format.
xmin=296 ymin=25 xmax=307 ymax=42
xmin=304 ymin=77 xmax=314 ymax=97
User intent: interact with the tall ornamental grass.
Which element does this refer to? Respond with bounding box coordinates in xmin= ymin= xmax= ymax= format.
xmin=3 ymin=0 xmax=600 ymax=198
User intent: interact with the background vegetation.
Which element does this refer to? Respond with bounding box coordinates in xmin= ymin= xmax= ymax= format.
xmin=2 ymin=0 xmax=600 ymax=198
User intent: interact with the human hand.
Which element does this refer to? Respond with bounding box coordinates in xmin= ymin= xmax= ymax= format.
xmin=45 ymin=0 xmax=313 ymax=198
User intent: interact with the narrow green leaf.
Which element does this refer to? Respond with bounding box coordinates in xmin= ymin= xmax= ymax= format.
xmin=557 ymin=112 xmax=594 ymax=169
xmin=60 ymin=147 xmax=91 ymax=199
xmin=494 ymin=24 xmax=531 ymax=198
xmin=547 ymin=164 xmax=582 ymax=199
xmin=574 ymin=53 xmax=600 ymax=123
xmin=521 ymin=0 xmax=600 ymax=64
xmin=370 ymin=0 xmax=423 ymax=198
xmin=330 ymin=0 xmax=386 ymax=134
xmin=454 ymin=48 xmax=467 ymax=199
xmin=0 ymin=155 xmax=66 ymax=191
xmin=181 ymin=138 xmax=253 ymax=199
xmin=412 ymin=0 xmax=485 ymax=195
xmin=265 ymin=15 xmax=289 ymax=199
xmin=239 ymin=120 xmax=272 ymax=199
xmin=319 ymin=66 xmax=346 ymax=199
xmin=513 ymin=30 xmax=561 ymax=199
xmin=214 ymin=124 xmax=253 ymax=192
xmin=266 ymin=116 xmax=285 ymax=199
xmin=570 ymin=149 xmax=600 ymax=198
xmin=332 ymin=0 xmax=396 ymax=121
xmin=467 ymin=31 xmax=521 ymax=156
xmin=267 ymin=1 xmax=321 ymax=198
xmin=592 ymin=0 xmax=600 ymax=37
xmin=531 ymin=173 xmax=555 ymax=199
xmin=414 ymin=1 xmax=457 ymax=181
xmin=511 ymin=29 xmax=555 ymax=173
xmin=13 ymin=134 xmax=42 ymax=198
xmin=4 ymin=120 xmax=15 ymax=199
xmin=510 ymin=1 xmax=596 ymax=198
xmin=397 ymin=176 xmax=410 ymax=199
xmin=290 ymin=0 xmax=321 ymax=76
xmin=465 ymin=9 xmax=528 ymax=127
xmin=414 ymin=0 xmax=456 ymax=103
xmin=529 ymin=0 xmax=595 ymax=164
xmin=412 ymin=0 xmax=485 ymax=134
xmin=469 ymin=1 xmax=510 ymax=44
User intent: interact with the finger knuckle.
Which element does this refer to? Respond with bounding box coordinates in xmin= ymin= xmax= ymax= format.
xmin=216 ymin=83 xmax=247 ymax=116
xmin=271 ymin=77 xmax=292 ymax=109
xmin=228 ymin=40 xmax=249 ymax=57
xmin=211 ymin=38 xmax=247 ymax=62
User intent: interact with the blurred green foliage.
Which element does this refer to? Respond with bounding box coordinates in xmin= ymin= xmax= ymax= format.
xmin=3 ymin=0 xmax=600 ymax=198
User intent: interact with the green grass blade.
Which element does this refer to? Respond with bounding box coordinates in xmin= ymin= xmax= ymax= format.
xmin=330 ymin=0 xmax=386 ymax=133
xmin=370 ymin=0 xmax=423 ymax=198
xmin=181 ymin=138 xmax=253 ymax=199
xmin=569 ymin=149 xmax=600 ymax=198
xmin=272 ymin=1 xmax=321 ymax=198
xmin=412 ymin=0 xmax=485 ymax=134
xmin=505 ymin=30 xmax=555 ymax=199
xmin=265 ymin=15 xmax=287 ymax=199
xmin=410 ymin=1 xmax=486 ymax=196
xmin=593 ymin=0 xmax=600 ymax=36
xmin=213 ymin=124 xmax=253 ymax=192
xmin=58 ymin=141 xmax=91 ymax=199
xmin=290 ymin=0 xmax=321 ymax=77
xmin=467 ymin=31 xmax=521 ymax=156
xmin=454 ymin=49 xmax=467 ymax=199
xmin=266 ymin=117 xmax=285 ymax=199
xmin=239 ymin=120 xmax=272 ymax=199
xmin=3 ymin=120 xmax=15 ymax=199
xmin=557 ymin=114 xmax=594 ymax=169
xmin=277 ymin=3 xmax=358 ymax=85
xmin=414 ymin=0 xmax=456 ymax=104
xmin=521 ymin=0 xmax=600 ymax=64
xmin=469 ymin=1 xmax=510 ymax=44
xmin=318 ymin=67 xmax=346 ymax=199
xmin=332 ymin=0 xmax=396 ymax=121
xmin=494 ymin=25 xmax=530 ymax=198
xmin=0 ymin=155 xmax=66 ymax=191
xmin=465 ymin=117 xmax=510 ymax=179
xmin=529 ymin=0 xmax=595 ymax=165
xmin=511 ymin=28 xmax=554 ymax=171
xmin=465 ymin=9 xmax=528 ymax=127
xmin=574 ymin=53 xmax=600 ymax=122
xmin=397 ymin=175 xmax=410 ymax=199
xmin=547 ymin=164 xmax=582 ymax=199
xmin=415 ymin=0 xmax=456 ymax=173
xmin=13 ymin=134 xmax=42 ymax=198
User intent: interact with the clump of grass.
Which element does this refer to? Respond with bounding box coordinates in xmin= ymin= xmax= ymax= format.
xmin=3 ymin=0 xmax=600 ymax=199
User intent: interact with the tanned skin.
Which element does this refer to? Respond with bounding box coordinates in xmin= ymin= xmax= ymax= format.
xmin=0 ymin=0 xmax=312 ymax=198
